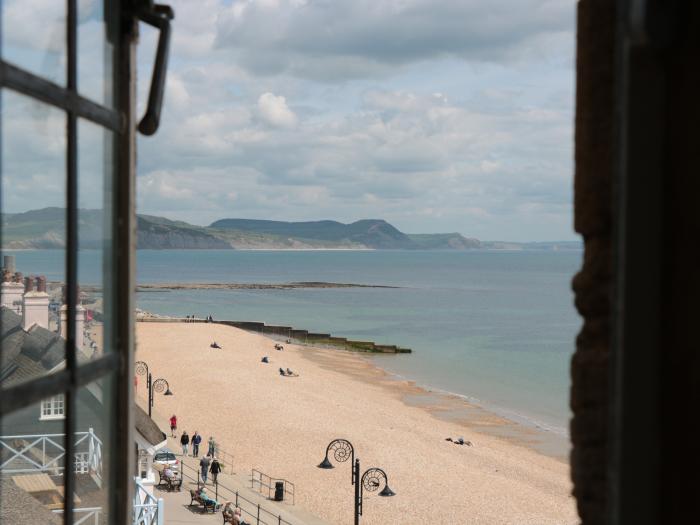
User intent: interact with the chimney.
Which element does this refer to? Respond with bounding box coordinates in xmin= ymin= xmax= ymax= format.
xmin=22 ymin=274 xmax=49 ymax=330
xmin=59 ymin=304 xmax=86 ymax=351
xmin=3 ymin=255 xmax=16 ymax=274
xmin=1 ymin=270 xmax=25 ymax=315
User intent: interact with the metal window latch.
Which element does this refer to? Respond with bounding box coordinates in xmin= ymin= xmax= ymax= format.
xmin=135 ymin=1 xmax=174 ymax=135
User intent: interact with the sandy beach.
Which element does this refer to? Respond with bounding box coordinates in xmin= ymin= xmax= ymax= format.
xmin=136 ymin=321 xmax=577 ymax=525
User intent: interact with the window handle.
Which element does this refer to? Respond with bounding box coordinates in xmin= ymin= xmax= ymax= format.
xmin=137 ymin=3 xmax=174 ymax=135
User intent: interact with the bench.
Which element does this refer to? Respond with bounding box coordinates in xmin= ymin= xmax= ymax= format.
xmin=189 ymin=489 xmax=220 ymax=513
xmin=153 ymin=463 xmax=182 ymax=491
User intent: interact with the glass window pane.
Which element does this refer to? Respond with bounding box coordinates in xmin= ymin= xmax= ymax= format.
xmin=0 ymin=0 xmax=66 ymax=85
xmin=73 ymin=375 xmax=116 ymax=523
xmin=78 ymin=118 xmax=114 ymax=359
xmin=0 ymin=396 xmax=66 ymax=520
xmin=78 ymin=0 xmax=116 ymax=108
xmin=1 ymin=89 xmax=66 ymax=388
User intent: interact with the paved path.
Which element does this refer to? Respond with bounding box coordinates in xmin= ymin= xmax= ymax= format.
xmin=158 ymin=484 xmax=221 ymax=524
xmin=159 ymin=432 xmax=330 ymax=525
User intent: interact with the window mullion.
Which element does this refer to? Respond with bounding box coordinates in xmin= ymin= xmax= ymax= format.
xmin=64 ymin=1 xmax=78 ymax=524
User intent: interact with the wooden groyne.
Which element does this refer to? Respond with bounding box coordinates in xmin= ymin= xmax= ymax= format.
xmin=137 ymin=317 xmax=412 ymax=354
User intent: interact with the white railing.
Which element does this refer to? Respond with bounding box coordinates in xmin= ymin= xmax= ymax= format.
xmin=53 ymin=507 xmax=102 ymax=525
xmin=0 ymin=428 xmax=103 ymax=483
xmin=133 ymin=477 xmax=164 ymax=525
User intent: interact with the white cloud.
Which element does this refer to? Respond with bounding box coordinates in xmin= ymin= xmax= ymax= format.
xmin=257 ymin=93 xmax=298 ymax=128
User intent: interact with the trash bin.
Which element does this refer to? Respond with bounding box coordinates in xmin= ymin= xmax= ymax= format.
xmin=274 ymin=481 xmax=284 ymax=501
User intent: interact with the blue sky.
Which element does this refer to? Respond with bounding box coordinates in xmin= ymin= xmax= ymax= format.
xmin=3 ymin=0 xmax=577 ymax=242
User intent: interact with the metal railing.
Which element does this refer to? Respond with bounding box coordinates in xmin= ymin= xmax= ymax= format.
xmin=53 ymin=506 xmax=102 ymax=525
xmin=0 ymin=429 xmax=102 ymax=483
xmin=210 ymin=443 xmax=235 ymax=475
xmin=251 ymin=469 xmax=295 ymax=505
xmin=133 ymin=476 xmax=164 ymax=525
xmin=179 ymin=460 xmax=294 ymax=525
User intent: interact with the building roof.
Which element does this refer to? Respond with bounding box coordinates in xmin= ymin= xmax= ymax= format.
xmin=0 ymin=479 xmax=62 ymax=524
xmin=134 ymin=404 xmax=167 ymax=447
xmin=1 ymin=307 xmax=81 ymax=387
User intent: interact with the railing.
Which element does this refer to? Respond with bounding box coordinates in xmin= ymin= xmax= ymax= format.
xmin=251 ymin=469 xmax=295 ymax=505
xmin=0 ymin=429 xmax=103 ymax=483
xmin=133 ymin=477 xmax=164 ymax=525
xmin=53 ymin=507 xmax=102 ymax=525
xmin=211 ymin=444 xmax=235 ymax=475
xmin=179 ymin=460 xmax=293 ymax=525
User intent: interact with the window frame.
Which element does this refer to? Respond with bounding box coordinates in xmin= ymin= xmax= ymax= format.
xmin=40 ymin=394 xmax=66 ymax=420
xmin=0 ymin=1 xmax=138 ymax=524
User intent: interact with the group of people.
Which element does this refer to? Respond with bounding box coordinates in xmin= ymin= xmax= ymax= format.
xmin=183 ymin=314 xmax=216 ymax=322
xmin=177 ymin=427 xmax=223 ymax=483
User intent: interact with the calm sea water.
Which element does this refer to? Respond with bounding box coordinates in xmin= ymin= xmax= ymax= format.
xmin=6 ymin=249 xmax=581 ymax=434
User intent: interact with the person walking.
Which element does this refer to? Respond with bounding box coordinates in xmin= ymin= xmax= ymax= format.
xmin=192 ymin=431 xmax=202 ymax=457
xmin=200 ymin=455 xmax=211 ymax=484
xmin=207 ymin=436 xmax=217 ymax=458
xmin=180 ymin=431 xmax=190 ymax=456
xmin=169 ymin=415 xmax=177 ymax=437
xmin=210 ymin=456 xmax=222 ymax=484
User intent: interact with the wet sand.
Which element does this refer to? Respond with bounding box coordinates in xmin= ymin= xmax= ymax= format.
xmin=136 ymin=322 xmax=577 ymax=525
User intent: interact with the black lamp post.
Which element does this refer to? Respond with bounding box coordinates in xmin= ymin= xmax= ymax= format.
xmin=317 ymin=439 xmax=395 ymax=525
xmin=135 ymin=361 xmax=173 ymax=417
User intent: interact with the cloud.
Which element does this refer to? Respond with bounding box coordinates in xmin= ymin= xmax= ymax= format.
xmin=214 ymin=0 xmax=574 ymax=81
xmin=1 ymin=0 xmax=577 ymax=241
xmin=257 ymin=93 xmax=298 ymax=128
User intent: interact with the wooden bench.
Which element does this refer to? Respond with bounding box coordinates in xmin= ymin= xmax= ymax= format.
xmin=189 ymin=489 xmax=220 ymax=513
xmin=153 ymin=463 xmax=182 ymax=491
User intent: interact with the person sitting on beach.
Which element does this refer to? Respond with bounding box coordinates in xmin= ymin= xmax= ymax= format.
xmin=211 ymin=341 xmax=221 ymax=349
xmin=279 ymin=368 xmax=287 ymax=376
xmin=261 ymin=356 xmax=269 ymax=363
xmin=286 ymin=368 xmax=296 ymax=376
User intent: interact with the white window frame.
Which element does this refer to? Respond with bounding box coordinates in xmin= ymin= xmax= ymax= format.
xmin=39 ymin=395 xmax=65 ymax=420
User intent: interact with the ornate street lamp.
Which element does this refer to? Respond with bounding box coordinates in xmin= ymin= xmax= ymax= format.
xmin=135 ymin=361 xmax=172 ymax=417
xmin=317 ymin=439 xmax=395 ymax=524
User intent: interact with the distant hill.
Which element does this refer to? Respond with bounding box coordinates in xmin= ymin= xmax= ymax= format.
xmin=407 ymin=233 xmax=481 ymax=250
xmin=1 ymin=208 xmax=579 ymax=251
xmin=210 ymin=218 xmax=413 ymax=249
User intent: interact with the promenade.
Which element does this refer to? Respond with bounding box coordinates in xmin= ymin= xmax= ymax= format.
xmin=154 ymin=421 xmax=330 ymax=525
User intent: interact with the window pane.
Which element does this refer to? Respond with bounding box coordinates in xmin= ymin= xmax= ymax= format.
xmin=78 ymin=118 xmax=114 ymax=359
xmin=0 ymin=0 xmax=66 ymax=85
xmin=73 ymin=375 xmax=116 ymax=523
xmin=0 ymin=396 xmax=66 ymax=521
xmin=1 ymin=89 xmax=66 ymax=388
xmin=78 ymin=0 xmax=116 ymax=109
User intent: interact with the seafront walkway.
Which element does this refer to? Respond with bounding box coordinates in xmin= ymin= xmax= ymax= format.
xmin=159 ymin=432 xmax=330 ymax=525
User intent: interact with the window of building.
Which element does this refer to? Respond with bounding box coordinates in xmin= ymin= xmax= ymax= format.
xmin=40 ymin=395 xmax=65 ymax=420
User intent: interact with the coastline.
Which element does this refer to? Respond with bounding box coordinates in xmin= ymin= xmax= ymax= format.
xmin=136 ymin=320 xmax=576 ymax=524
xmin=297 ymin=343 xmax=570 ymax=461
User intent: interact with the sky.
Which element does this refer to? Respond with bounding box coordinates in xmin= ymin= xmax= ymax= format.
xmin=2 ymin=0 xmax=577 ymax=242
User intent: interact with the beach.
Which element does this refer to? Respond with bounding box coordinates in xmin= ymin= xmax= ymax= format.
xmin=135 ymin=321 xmax=576 ymax=525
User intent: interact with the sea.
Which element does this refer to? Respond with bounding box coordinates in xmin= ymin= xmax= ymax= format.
xmin=7 ymin=249 xmax=581 ymax=438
